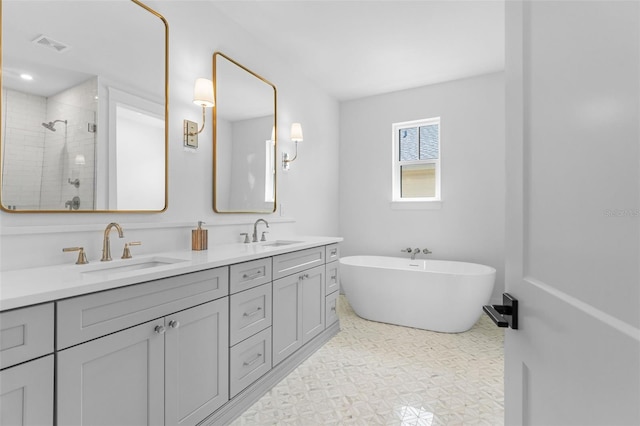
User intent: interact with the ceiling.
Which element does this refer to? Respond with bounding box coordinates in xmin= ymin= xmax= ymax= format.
xmin=212 ymin=1 xmax=505 ymax=101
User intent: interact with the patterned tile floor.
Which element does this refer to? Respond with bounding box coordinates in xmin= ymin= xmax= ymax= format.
xmin=232 ymin=295 xmax=504 ymax=425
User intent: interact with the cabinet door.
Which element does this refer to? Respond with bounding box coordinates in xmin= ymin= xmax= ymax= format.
xmin=0 ymin=355 xmax=53 ymax=426
xmin=301 ymin=265 xmax=325 ymax=343
xmin=0 ymin=303 xmax=54 ymax=369
xmin=165 ymin=299 xmax=229 ymax=426
xmin=57 ymin=321 xmax=165 ymax=426
xmin=272 ymin=274 xmax=302 ymax=366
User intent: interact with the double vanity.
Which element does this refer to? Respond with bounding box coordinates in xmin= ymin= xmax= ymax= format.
xmin=0 ymin=237 xmax=342 ymax=425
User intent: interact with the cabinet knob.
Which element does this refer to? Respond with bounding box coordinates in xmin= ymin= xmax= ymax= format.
xmin=168 ymin=320 xmax=180 ymax=329
xmin=154 ymin=325 xmax=166 ymax=334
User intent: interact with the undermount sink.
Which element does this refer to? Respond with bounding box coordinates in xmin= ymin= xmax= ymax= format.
xmin=81 ymin=256 xmax=187 ymax=277
xmin=260 ymin=240 xmax=302 ymax=248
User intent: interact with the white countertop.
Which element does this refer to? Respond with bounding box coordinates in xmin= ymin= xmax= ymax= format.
xmin=0 ymin=236 xmax=342 ymax=311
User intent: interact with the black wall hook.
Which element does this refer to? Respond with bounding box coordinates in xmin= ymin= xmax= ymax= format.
xmin=483 ymin=293 xmax=518 ymax=329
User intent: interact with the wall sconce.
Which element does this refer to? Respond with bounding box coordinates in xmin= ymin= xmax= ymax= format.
xmin=184 ymin=78 xmax=215 ymax=148
xmin=282 ymin=123 xmax=304 ymax=171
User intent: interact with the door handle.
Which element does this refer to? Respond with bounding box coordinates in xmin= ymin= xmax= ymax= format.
xmin=483 ymin=293 xmax=518 ymax=329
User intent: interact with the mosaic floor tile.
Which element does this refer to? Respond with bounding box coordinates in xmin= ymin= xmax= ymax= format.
xmin=232 ymin=295 xmax=504 ymax=425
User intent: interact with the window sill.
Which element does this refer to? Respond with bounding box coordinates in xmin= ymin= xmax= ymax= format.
xmin=390 ymin=201 xmax=442 ymax=210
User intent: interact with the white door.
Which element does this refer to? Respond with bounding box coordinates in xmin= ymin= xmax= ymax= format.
xmin=504 ymin=1 xmax=640 ymax=425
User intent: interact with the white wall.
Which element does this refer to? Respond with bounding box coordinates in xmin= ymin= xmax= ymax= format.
xmin=339 ymin=72 xmax=506 ymax=303
xmin=0 ymin=2 xmax=340 ymax=271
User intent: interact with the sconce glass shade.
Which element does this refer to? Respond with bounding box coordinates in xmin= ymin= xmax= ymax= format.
xmin=74 ymin=154 xmax=86 ymax=165
xmin=193 ymin=78 xmax=215 ymax=107
xmin=291 ymin=122 xmax=303 ymax=142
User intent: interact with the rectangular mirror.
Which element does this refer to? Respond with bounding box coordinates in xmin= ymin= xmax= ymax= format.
xmin=0 ymin=0 xmax=168 ymax=212
xmin=213 ymin=52 xmax=277 ymax=214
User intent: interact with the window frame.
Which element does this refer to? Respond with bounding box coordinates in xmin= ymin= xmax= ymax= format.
xmin=391 ymin=117 xmax=441 ymax=204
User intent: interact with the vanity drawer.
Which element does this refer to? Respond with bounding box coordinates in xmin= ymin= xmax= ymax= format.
xmin=229 ymin=327 xmax=272 ymax=398
xmin=325 ymin=244 xmax=340 ymax=263
xmin=0 ymin=303 xmax=54 ymax=369
xmin=57 ymin=267 xmax=229 ymax=349
xmin=326 ymin=291 xmax=339 ymax=327
xmin=325 ymin=261 xmax=340 ymax=295
xmin=229 ymin=283 xmax=272 ymax=346
xmin=230 ymin=258 xmax=272 ymax=294
xmin=272 ymin=246 xmax=325 ymax=280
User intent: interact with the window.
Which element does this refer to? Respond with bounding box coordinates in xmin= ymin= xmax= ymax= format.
xmin=392 ymin=117 xmax=441 ymax=203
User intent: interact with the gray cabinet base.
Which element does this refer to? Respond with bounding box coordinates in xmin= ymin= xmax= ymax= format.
xmin=199 ymin=320 xmax=340 ymax=426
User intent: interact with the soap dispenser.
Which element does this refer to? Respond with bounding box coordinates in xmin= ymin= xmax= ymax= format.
xmin=192 ymin=221 xmax=208 ymax=251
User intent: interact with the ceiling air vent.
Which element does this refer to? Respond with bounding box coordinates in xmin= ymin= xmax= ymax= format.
xmin=31 ymin=35 xmax=71 ymax=53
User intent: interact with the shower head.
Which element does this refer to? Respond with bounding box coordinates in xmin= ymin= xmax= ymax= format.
xmin=41 ymin=119 xmax=67 ymax=132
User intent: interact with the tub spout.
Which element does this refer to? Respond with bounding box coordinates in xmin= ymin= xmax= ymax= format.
xmin=411 ymin=248 xmax=421 ymax=260
xmin=401 ymin=247 xmax=421 ymax=260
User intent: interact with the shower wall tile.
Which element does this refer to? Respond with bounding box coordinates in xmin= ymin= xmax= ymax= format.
xmin=3 ymin=78 xmax=97 ymax=210
xmin=42 ymin=78 xmax=97 ymax=210
xmin=1 ymin=88 xmax=46 ymax=209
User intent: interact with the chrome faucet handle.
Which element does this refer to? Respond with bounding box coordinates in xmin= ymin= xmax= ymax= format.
xmin=261 ymin=231 xmax=269 ymax=242
xmin=423 ymin=248 xmax=432 ymax=255
xmin=122 ymin=241 xmax=142 ymax=259
xmin=240 ymin=233 xmax=250 ymax=244
xmin=413 ymin=248 xmax=421 ymax=253
xmin=63 ymin=247 xmax=89 ymax=265
xmin=400 ymin=248 xmax=412 ymax=253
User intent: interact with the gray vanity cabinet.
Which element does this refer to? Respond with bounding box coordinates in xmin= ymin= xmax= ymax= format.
xmin=56 ymin=268 xmax=230 ymax=426
xmin=0 ymin=303 xmax=55 ymax=426
xmin=58 ymin=298 xmax=229 ymax=426
xmin=272 ymin=264 xmax=326 ymax=366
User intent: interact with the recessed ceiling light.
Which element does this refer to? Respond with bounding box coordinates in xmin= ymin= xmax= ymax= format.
xmin=20 ymin=74 xmax=33 ymax=81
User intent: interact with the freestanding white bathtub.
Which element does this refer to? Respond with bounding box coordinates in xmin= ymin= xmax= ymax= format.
xmin=340 ymin=256 xmax=496 ymax=333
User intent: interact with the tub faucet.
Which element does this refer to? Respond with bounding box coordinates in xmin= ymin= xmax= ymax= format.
xmin=400 ymin=247 xmax=421 ymax=260
xmin=101 ymin=222 xmax=124 ymax=261
xmin=411 ymin=248 xmax=421 ymax=260
xmin=252 ymin=219 xmax=269 ymax=243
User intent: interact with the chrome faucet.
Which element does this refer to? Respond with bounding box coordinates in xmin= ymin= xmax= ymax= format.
xmin=401 ymin=247 xmax=421 ymax=260
xmin=101 ymin=222 xmax=124 ymax=261
xmin=411 ymin=248 xmax=421 ymax=260
xmin=252 ymin=219 xmax=269 ymax=242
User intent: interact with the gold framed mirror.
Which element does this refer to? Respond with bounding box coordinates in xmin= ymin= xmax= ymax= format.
xmin=213 ymin=52 xmax=277 ymax=214
xmin=0 ymin=0 xmax=168 ymax=213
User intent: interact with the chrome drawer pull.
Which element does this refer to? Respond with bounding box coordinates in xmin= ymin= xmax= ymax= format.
xmin=330 ymin=249 xmax=337 ymax=256
xmin=168 ymin=320 xmax=180 ymax=329
xmin=331 ymin=306 xmax=336 ymax=312
xmin=299 ymin=273 xmax=309 ymax=280
xmin=242 ymin=270 xmax=263 ymax=280
xmin=331 ymin=274 xmax=337 ymax=281
xmin=154 ymin=325 xmax=166 ymax=334
xmin=243 ymin=353 xmax=263 ymax=367
xmin=243 ymin=307 xmax=263 ymax=317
